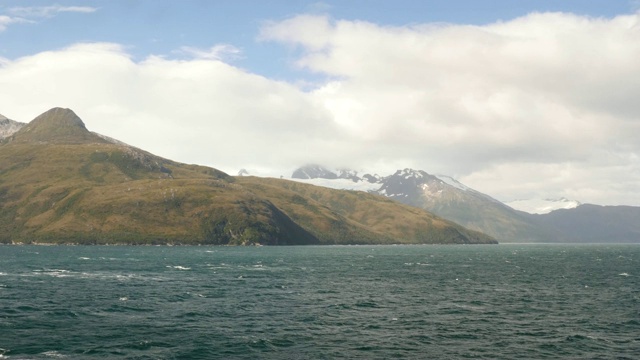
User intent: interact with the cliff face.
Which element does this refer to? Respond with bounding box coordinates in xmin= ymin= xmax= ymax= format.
xmin=0 ymin=108 xmax=497 ymax=245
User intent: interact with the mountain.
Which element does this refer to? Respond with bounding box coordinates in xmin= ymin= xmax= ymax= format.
xmin=292 ymin=164 xmax=339 ymax=180
xmin=528 ymin=204 xmax=640 ymax=243
xmin=290 ymin=166 xmax=556 ymax=242
xmin=375 ymin=169 xmax=556 ymax=242
xmin=4 ymin=107 xmax=108 ymax=145
xmin=290 ymin=165 xmax=640 ymax=243
xmin=0 ymin=108 xmax=496 ymax=245
xmin=0 ymin=114 xmax=25 ymax=139
xmin=505 ymin=197 xmax=581 ymax=214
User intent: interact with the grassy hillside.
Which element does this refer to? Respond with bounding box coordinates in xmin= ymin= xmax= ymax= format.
xmin=0 ymin=108 xmax=496 ymax=245
xmin=237 ymin=177 xmax=494 ymax=244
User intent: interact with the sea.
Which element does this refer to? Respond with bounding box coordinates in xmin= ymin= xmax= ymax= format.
xmin=0 ymin=244 xmax=638 ymax=359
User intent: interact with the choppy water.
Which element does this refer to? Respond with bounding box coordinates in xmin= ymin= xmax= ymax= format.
xmin=0 ymin=244 xmax=638 ymax=359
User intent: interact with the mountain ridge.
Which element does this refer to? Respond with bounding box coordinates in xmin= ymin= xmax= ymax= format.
xmin=0 ymin=108 xmax=496 ymax=245
xmin=289 ymin=164 xmax=639 ymax=243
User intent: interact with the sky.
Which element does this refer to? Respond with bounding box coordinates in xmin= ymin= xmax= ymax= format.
xmin=1 ymin=1 xmax=639 ymax=206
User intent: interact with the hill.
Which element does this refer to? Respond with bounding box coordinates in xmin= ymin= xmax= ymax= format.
xmin=0 ymin=108 xmax=496 ymax=245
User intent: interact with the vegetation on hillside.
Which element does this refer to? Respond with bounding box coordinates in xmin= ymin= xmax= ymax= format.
xmin=0 ymin=108 xmax=497 ymax=245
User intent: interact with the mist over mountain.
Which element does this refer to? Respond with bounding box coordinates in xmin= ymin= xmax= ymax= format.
xmin=505 ymin=198 xmax=581 ymax=215
xmin=0 ymin=108 xmax=495 ymax=245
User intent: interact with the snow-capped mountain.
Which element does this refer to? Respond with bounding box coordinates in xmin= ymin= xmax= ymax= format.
xmin=289 ymin=165 xmax=640 ymax=243
xmin=291 ymin=165 xmax=500 ymax=206
xmin=290 ymin=165 xmax=554 ymax=242
xmin=506 ymin=198 xmax=581 ymax=214
xmin=292 ymin=164 xmax=339 ymax=180
xmin=291 ymin=165 xmax=382 ymax=192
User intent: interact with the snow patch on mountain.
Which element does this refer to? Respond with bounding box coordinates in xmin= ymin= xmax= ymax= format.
xmin=435 ymin=175 xmax=471 ymax=191
xmin=506 ymin=197 xmax=581 ymax=214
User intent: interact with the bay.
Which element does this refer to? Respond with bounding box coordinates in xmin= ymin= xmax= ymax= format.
xmin=0 ymin=244 xmax=638 ymax=359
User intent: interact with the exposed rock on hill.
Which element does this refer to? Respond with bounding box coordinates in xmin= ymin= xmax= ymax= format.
xmin=0 ymin=114 xmax=25 ymax=140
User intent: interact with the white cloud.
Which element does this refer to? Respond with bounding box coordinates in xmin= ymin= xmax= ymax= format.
xmin=0 ymin=42 xmax=341 ymax=177
xmin=259 ymin=12 xmax=640 ymax=205
xmin=8 ymin=5 xmax=97 ymax=18
xmin=0 ymin=15 xmax=29 ymax=32
xmin=1 ymin=11 xmax=640 ymax=206
xmin=176 ymin=44 xmax=242 ymax=61
xmin=0 ymin=4 xmax=95 ymax=31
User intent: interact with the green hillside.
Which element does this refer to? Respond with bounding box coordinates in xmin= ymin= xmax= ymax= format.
xmin=0 ymin=108 xmax=497 ymax=245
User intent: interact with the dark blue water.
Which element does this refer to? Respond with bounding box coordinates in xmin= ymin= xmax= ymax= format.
xmin=0 ymin=244 xmax=638 ymax=359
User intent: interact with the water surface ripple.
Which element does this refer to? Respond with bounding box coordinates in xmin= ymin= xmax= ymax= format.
xmin=0 ymin=244 xmax=638 ymax=359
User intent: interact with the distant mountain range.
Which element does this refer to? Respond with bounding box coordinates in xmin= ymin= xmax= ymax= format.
xmin=0 ymin=108 xmax=495 ymax=245
xmin=290 ymin=165 xmax=640 ymax=243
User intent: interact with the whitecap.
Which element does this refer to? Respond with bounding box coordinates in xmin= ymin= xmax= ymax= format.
xmin=166 ymin=266 xmax=191 ymax=270
xmin=42 ymin=350 xmax=67 ymax=358
xmin=36 ymin=269 xmax=74 ymax=278
xmin=119 ymin=297 xmax=128 ymax=301
xmin=78 ymin=257 xmax=90 ymax=260
xmin=619 ymin=272 xmax=630 ymax=276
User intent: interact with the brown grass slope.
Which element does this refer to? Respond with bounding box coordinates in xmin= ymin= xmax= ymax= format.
xmin=0 ymin=108 xmax=497 ymax=245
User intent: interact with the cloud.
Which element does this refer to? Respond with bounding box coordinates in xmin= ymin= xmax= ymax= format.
xmin=259 ymin=12 xmax=640 ymax=205
xmin=176 ymin=44 xmax=243 ymax=61
xmin=0 ymin=4 xmax=96 ymax=31
xmin=8 ymin=5 xmax=97 ymax=18
xmin=0 ymin=15 xmax=29 ymax=32
xmin=0 ymin=42 xmax=341 ymax=177
xmin=1 ymin=11 xmax=640 ymax=206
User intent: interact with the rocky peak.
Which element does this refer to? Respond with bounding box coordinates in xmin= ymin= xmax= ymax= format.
xmin=9 ymin=107 xmax=107 ymax=144
xmin=29 ymin=107 xmax=87 ymax=129
xmin=292 ymin=164 xmax=338 ymax=180
xmin=378 ymin=168 xmax=442 ymax=201
xmin=0 ymin=115 xmax=26 ymax=140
